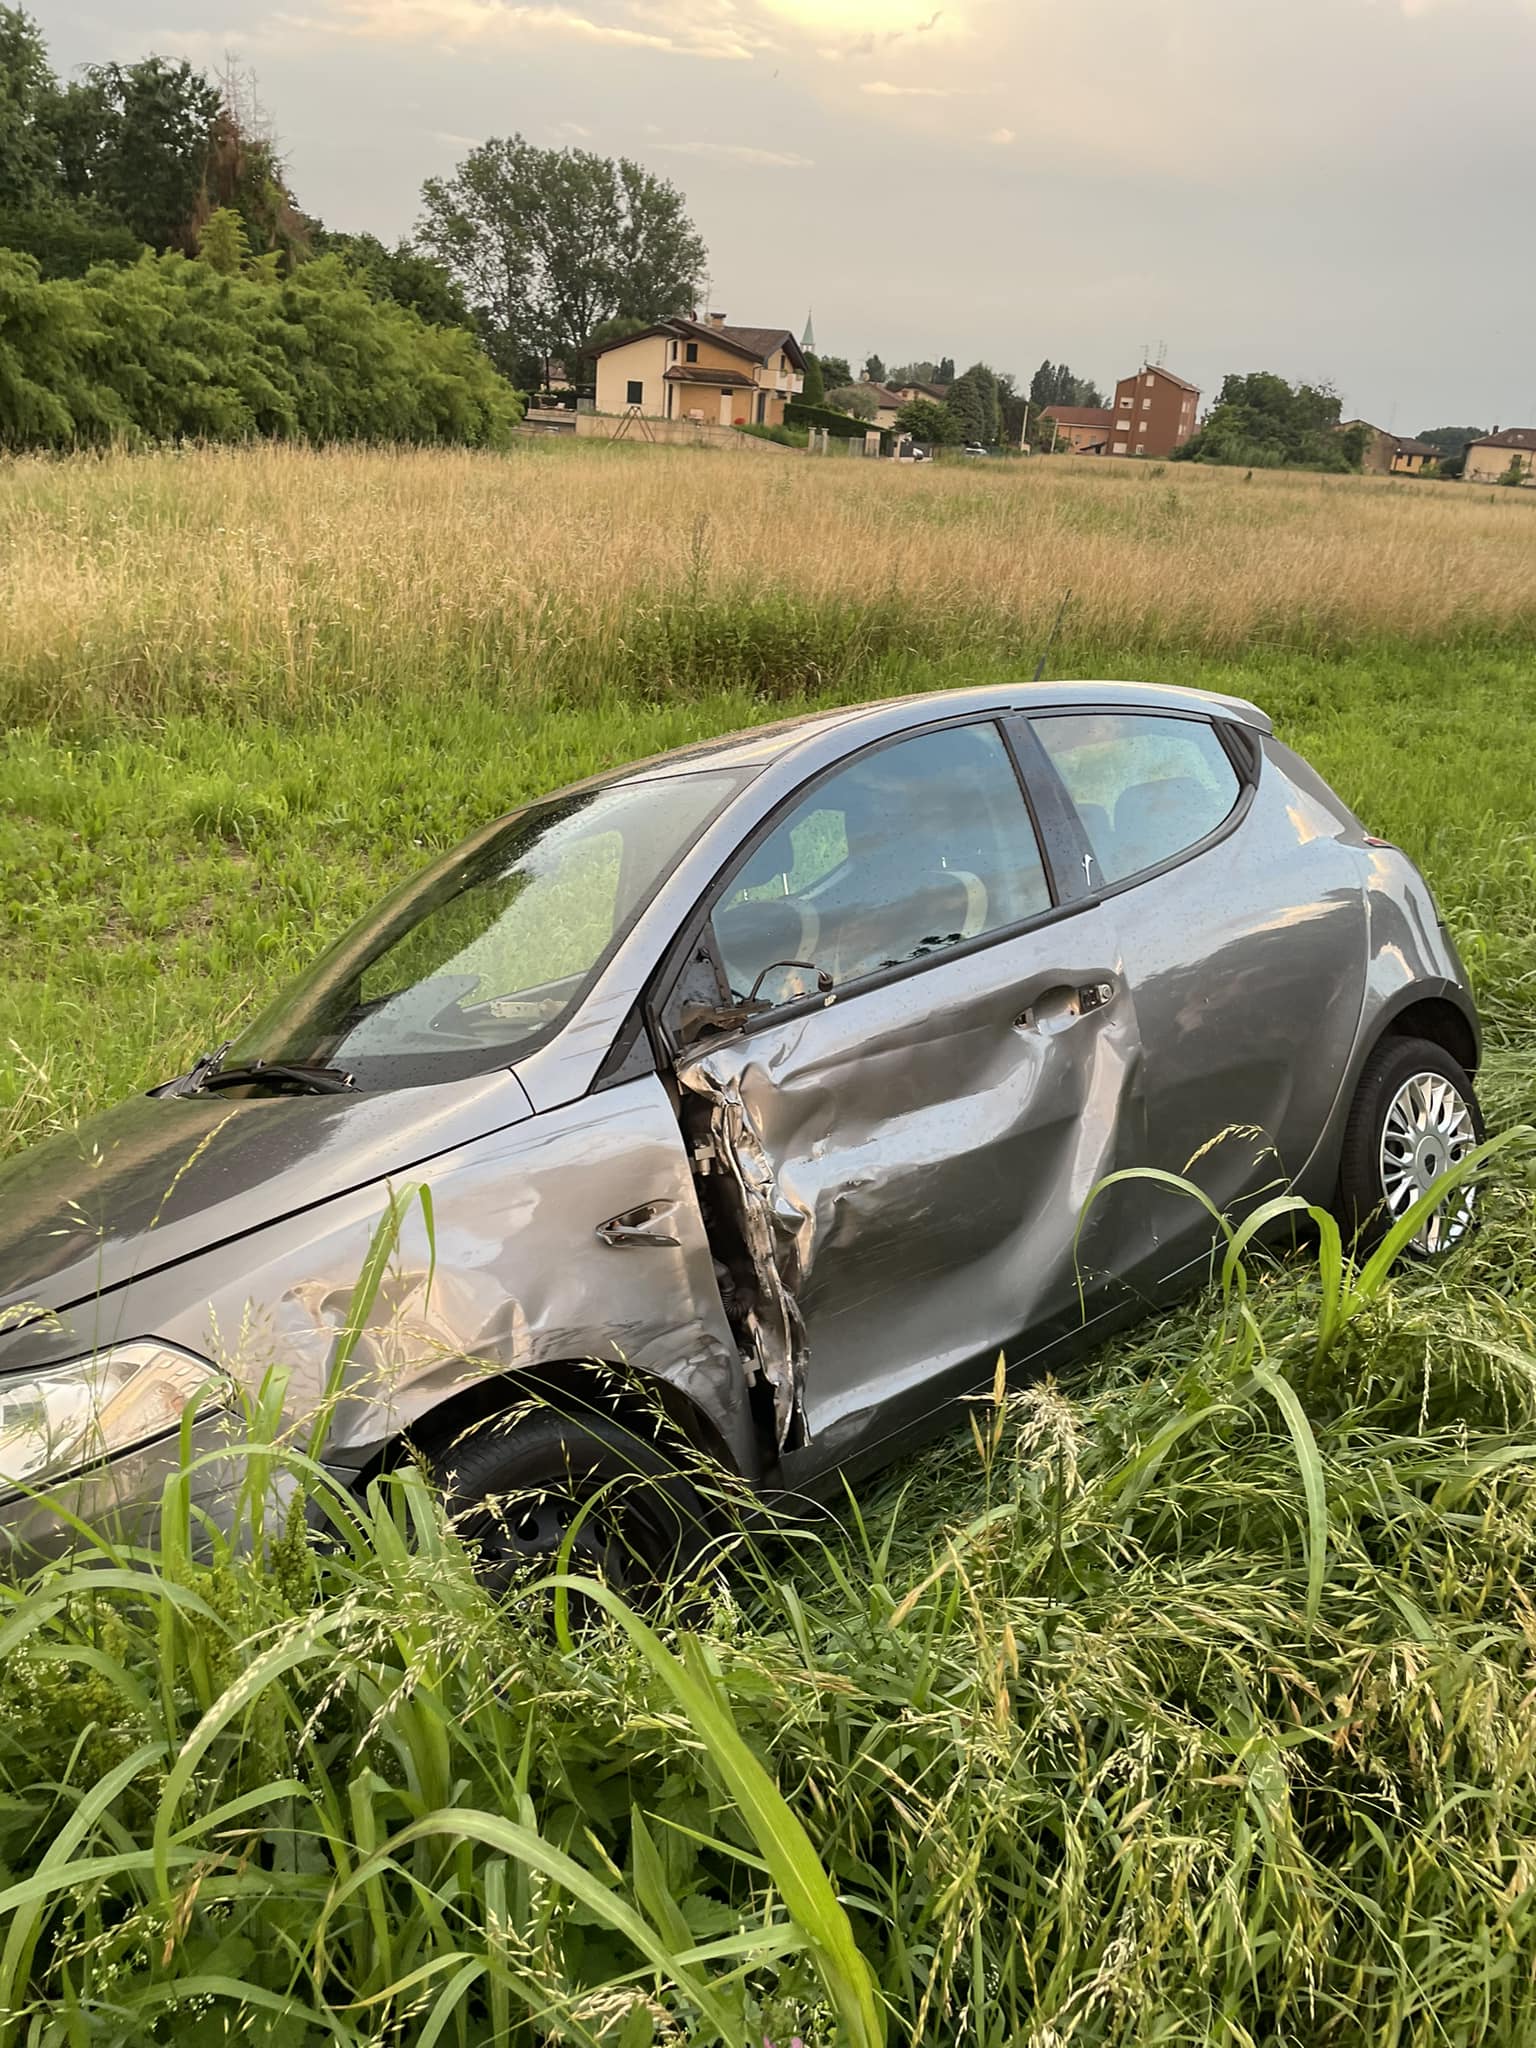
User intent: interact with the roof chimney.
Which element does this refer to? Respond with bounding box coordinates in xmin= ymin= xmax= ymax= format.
xmin=1492 ymin=424 xmax=1500 ymax=435
xmin=708 ymin=310 xmax=727 ymax=328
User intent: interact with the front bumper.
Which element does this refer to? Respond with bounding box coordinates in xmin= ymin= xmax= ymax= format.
xmin=0 ymin=1415 xmax=243 ymax=1570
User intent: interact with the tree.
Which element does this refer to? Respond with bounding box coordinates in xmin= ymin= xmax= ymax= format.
xmin=817 ymin=352 xmax=852 ymax=390
xmin=314 ymin=228 xmax=471 ymax=329
xmin=861 ymin=351 xmax=886 ymax=385
xmin=997 ymin=370 xmax=1027 ymax=446
xmin=201 ymin=64 xmax=310 ymax=267
xmin=0 ymin=5 xmax=58 ymax=212
xmin=946 ymin=361 xmax=1000 ymax=445
xmin=419 ymin=135 xmax=705 ymax=380
xmin=1174 ymin=370 xmax=1355 ymax=471
xmin=894 ymin=395 xmax=961 ymax=444
xmin=196 ymin=203 xmax=249 ymax=275
xmin=1416 ymin=425 xmax=1485 ymax=479
xmin=799 ymin=352 xmax=825 ymax=406
xmin=826 ymin=383 xmax=879 ymax=421
xmin=1029 ymin=359 xmax=1104 ymax=411
xmin=937 ymin=354 xmax=954 ymax=384
xmin=62 ymin=58 xmax=223 ymax=251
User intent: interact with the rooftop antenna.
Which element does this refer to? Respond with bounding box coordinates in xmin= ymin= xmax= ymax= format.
xmin=1032 ymin=588 xmax=1073 ymax=683
xmin=1155 ymin=338 xmax=1167 ymax=368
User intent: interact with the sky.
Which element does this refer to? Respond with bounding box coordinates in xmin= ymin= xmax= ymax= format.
xmin=29 ymin=0 xmax=1536 ymax=430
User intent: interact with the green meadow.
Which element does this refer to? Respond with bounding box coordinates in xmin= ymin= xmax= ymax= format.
xmin=3 ymin=442 xmax=1536 ymax=2045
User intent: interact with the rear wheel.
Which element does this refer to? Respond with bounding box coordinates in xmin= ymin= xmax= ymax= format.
xmin=419 ymin=1409 xmax=714 ymax=1602
xmin=1336 ymin=1035 xmax=1483 ymax=1255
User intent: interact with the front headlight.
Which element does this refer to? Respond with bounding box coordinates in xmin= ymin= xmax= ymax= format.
xmin=0 ymin=1342 xmax=228 ymax=1498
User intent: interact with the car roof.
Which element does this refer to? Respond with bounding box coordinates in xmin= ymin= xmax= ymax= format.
xmin=609 ymin=678 xmax=1272 ymax=789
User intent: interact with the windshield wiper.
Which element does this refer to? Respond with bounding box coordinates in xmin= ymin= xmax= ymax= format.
xmin=198 ymin=1059 xmax=356 ymax=1095
xmin=154 ymin=1043 xmax=355 ymax=1098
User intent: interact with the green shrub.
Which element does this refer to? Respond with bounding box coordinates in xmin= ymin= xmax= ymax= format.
xmin=0 ymin=247 xmax=522 ymax=451
xmin=785 ymin=398 xmax=879 ymax=441
xmin=734 ymin=420 xmax=807 ymax=448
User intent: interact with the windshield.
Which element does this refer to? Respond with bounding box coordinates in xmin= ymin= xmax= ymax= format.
xmin=228 ymin=772 xmax=740 ymax=1091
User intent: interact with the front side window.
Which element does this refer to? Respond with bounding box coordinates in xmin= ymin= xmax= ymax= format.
xmin=626 ymin=379 xmax=643 ymax=406
xmin=1032 ymin=712 xmax=1241 ymax=887
xmin=710 ymin=724 xmax=1050 ymax=1007
xmin=232 ymin=774 xmax=739 ymax=1089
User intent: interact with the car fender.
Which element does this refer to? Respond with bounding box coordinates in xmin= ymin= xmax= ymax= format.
xmin=5 ymin=1075 xmax=760 ymax=1496
xmin=1294 ymin=839 xmax=1480 ymax=1199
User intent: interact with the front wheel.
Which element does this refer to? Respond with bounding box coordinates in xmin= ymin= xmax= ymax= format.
xmin=1336 ymin=1035 xmax=1483 ymax=1255
xmin=419 ymin=1408 xmax=715 ymax=1603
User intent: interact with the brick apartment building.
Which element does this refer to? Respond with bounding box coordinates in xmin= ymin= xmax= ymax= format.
xmin=1108 ymin=365 xmax=1200 ymax=457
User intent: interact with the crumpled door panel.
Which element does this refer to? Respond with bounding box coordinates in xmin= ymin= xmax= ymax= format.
xmin=679 ymin=907 xmax=1143 ymax=1467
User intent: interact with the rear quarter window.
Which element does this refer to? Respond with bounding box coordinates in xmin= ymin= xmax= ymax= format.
xmin=1032 ymin=711 xmax=1242 ymax=887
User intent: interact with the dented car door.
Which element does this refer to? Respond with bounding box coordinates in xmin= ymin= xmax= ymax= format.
xmin=672 ymin=718 xmax=1146 ymax=1475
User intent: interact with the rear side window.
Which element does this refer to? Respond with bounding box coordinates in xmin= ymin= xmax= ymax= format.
xmin=711 ymin=722 xmax=1051 ymax=1005
xmin=1031 ymin=712 xmax=1241 ymax=887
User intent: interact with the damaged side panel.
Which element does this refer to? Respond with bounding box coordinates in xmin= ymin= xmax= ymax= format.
xmin=678 ymin=905 xmax=1145 ymax=1475
xmin=677 ymin=1060 xmax=808 ymax=1452
xmin=7 ymin=1076 xmax=760 ymax=1514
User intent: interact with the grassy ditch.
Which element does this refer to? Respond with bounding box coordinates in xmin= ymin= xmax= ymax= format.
xmin=4 ymin=1106 xmax=1536 ymax=2042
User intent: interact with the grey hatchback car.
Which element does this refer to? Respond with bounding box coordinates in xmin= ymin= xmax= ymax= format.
xmin=0 ymin=681 xmax=1483 ymax=1578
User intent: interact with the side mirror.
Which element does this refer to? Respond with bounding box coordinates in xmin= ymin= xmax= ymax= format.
xmin=677 ymin=961 xmax=833 ymax=1045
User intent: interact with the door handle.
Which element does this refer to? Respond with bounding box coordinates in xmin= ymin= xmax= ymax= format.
xmin=1015 ymin=979 xmax=1116 ymax=1032
xmin=596 ymin=1201 xmax=682 ymax=1248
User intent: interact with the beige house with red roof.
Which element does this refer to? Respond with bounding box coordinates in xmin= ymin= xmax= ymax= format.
xmin=1464 ymin=428 xmax=1536 ymax=485
xmin=1040 ymin=405 xmax=1114 ymax=454
xmin=591 ymin=314 xmax=806 ymax=427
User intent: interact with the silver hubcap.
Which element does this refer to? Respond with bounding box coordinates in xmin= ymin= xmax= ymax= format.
xmin=1379 ymin=1070 xmax=1478 ymax=1252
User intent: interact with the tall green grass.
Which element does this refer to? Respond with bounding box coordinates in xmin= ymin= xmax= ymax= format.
xmin=5 ymin=1106 xmax=1536 ymax=2043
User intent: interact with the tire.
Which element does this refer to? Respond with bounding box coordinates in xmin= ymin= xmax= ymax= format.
xmin=1336 ymin=1034 xmax=1483 ymax=1256
xmin=416 ymin=1407 xmax=715 ymax=1602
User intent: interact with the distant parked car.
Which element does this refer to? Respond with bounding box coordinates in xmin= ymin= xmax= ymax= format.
xmin=961 ymin=443 xmax=990 ymax=457
xmin=0 ymin=682 xmax=1482 ymax=1586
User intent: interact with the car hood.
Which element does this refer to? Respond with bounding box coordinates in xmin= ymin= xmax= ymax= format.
xmin=0 ymin=1071 xmax=534 ymax=1322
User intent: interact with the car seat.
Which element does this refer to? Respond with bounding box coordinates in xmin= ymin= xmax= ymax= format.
xmin=1111 ymin=776 xmax=1219 ymax=878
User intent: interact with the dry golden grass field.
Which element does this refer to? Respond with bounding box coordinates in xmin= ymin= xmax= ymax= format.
xmin=3 ymin=439 xmax=1536 ymax=727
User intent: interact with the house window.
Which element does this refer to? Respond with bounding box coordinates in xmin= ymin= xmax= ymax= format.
xmin=1144 ymin=374 xmax=1154 ymax=387
xmin=1113 ymin=441 xmax=1128 ymax=454
xmin=1142 ymin=398 xmax=1151 ymax=411
xmin=756 ymin=390 xmax=767 ymax=423
xmin=1135 ymin=443 xmax=1145 ymax=454
xmin=669 ymin=340 xmax=677 ymax=361
xmin=626 ymin=380 xmax=643 ymax=407
xmin=685 ymin=342 xmax=698 ymax=363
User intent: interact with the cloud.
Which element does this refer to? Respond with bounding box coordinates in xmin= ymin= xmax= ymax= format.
xmin=860 ymin=78 xmax=962 ymax=96
xmin=326 ymin=0 xmax=762 ymax=57
xmin=656 ymin=140 xmax=813 ymax=166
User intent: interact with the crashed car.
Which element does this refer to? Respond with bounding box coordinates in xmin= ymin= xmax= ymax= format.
xmin=0 ymin=681 xmax=1483 ymax=1581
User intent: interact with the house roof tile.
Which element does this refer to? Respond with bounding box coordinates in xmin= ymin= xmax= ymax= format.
xmin=664 ymin=365 xmax=755 ymax=387
xmin=1043 ymin=405 xmax=1115 ymax=427
xmin=1475 ymin=427 xmax=1536 ymax=450
xmin=589 ymin=316 xmax=805 ymax=371
xmin=1133 ymin=366 xmax=1200 ymax=393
